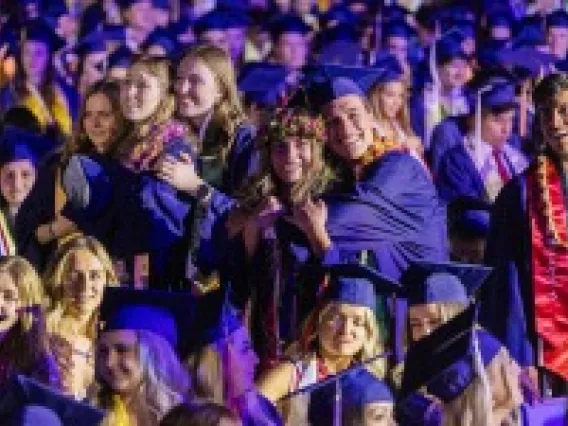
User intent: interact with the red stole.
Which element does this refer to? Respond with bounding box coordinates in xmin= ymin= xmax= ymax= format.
xmin=527 ymin=156 xmax=568 ymax=380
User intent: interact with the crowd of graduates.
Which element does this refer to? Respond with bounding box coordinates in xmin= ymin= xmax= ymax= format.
xmin=2 ymin=0 xmax=568 ymax=425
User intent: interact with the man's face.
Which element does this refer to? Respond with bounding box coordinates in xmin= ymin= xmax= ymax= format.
xmin=274 ymin=32 xmax=308 ymax=71
xmin=541 ymin=88 xmax=568 ymax=161
xmin=323 ymin=94 xmax=375 ymax=161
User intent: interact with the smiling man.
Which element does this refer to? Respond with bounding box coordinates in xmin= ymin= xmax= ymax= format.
xmin=483 ymin=73 xmax=568 ymax=396
xmin=299 ymin=71 xmax=448 ymax=362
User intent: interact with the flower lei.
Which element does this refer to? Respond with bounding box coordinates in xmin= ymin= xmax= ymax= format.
xmin=357 ymin=135 xmax=402 ymax=168
xmin=123 ymin=121 xmax=186 ymax=172
xmin=535 ymin=154 xmax=568 ymax=248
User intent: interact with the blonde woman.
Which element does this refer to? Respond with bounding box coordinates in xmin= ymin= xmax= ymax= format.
xmin=369 ymin=56 xmax=424 ymax=160
xmin=186 ymin=304 xmax=282 ymax=425
xmin=160 ymin=43 xmax=257 ymax=196
xmin=257 ymin=263 xmax=398 ymax=425
xmin=402 ymin=262 xmax=523 ymax=426
xmin=44 ymin=235 xmax=118 ymax=399
xmin=93 ymin=287 xmax=191 ymax=425
xmin=0 ymin=256 xmax=59 ymax=389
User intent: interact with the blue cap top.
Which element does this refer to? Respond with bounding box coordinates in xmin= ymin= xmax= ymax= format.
xmin=73 ymin=31 xmax=107 ymax=56
xmin=487 ymin=11 xmax=516 ymax=30
xmin=142 ymin=28 xmax=178 ymax=58
xmin=320 ymin=5 xmax=360 ymax=28
xmin=269 ymin=14 xmax=311 ymax=39
xmin=402 ymin=261 xmax=493 ymax=306
xmin=547 ymin=10 xmax=568 ymax=29
xmin=100 ymin=287 xmax=195 ymax=353
xmin=383 ymin=19 xmax=414 ymax=40
xmin=152 ymin=0 xmax=169 ymax=11
xmin=513 ymin=17 xmax=546 ymax=48
xmin=224 ymin=9 xmax=251 ymax=29
xmin=435 ymin=32 xmax=469 ymax=65
xmin=108 ymin=45 xmax=134 ymax=69
xmin=400 ymin=304 xmax=502 ymax=403
xmin=322 ymin=263 xmax=401 ymax=312
xmin=0 ymin=126 xmax=42 ymax=167
xmin=238 ymin=62 xmax=289 ymax=107
xmin=22 ymin=18 xmax=66 ymax=52
xmin=467 ymin=74 xmax=518 ymax=110
xmin=194 ymin=10 xmax=229 ymax=35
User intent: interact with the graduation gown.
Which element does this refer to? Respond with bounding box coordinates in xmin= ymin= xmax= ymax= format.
xmin=482 ymin=172 xmax=536 ymax=367
xmin=323 ymin=150 xmax=449 ymax=279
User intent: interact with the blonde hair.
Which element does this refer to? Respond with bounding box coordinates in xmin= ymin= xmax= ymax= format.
xmin=178 ymin=44 xmax=246 ymax=162
xmin=95 ymin=330 xmax=191 ymax=424
xmin=43 ymin=235 xmax=118 ymax=339
xmin=369 ymin=79 xmax=415 ymax=137
xmin=443 ymin=346 xmax=522 ymax=426
xmin=116 ymin=56 xmax=175 ymax=157
xmin=299 ymin=302 xmax=387 ymax=379
xmin=0 ymin=256 xmax=45 ymax=331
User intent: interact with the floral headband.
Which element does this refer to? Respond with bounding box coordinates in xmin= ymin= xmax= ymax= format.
xmin=260 ymin=108 xmax=326 ymax=148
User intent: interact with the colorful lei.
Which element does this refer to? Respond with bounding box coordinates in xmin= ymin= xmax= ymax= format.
xmin=123 ymin=121 xmax=186 ymax=172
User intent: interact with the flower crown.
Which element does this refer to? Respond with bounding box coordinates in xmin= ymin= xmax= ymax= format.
xmin=261 ymin=108 xmax=326 ymax=147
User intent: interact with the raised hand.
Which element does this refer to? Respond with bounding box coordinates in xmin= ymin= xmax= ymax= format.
xmin=155 ymin=152 xmax=203 ymax=195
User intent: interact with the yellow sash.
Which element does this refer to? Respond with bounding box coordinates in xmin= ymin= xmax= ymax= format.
xmin=21 ymin=84 xmax=72 ymax=137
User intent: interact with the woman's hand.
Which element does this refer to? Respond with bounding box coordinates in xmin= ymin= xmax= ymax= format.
xmin=242 ymin=196 xmax=283 ymax=259
xmin=155 ymin=152 xmax=203 ymax=195
xmin=286 ymin=198 xmax=331 ymax=256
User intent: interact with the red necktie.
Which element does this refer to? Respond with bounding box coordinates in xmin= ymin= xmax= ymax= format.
xmin=493 ymin=149 xmax=511 ymax=183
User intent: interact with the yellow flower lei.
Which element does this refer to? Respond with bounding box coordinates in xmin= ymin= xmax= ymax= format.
xmin=357 ymin=135 xmax=403 ymax=168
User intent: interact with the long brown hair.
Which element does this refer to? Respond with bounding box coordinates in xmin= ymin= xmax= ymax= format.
xmin=63 ymin=80 xmax=125 ymax=163
xmin=115 ymin=56 xmax=175 ymax=158
xmin=177 ymin=44 xmax=246 ymax=162
xmin=236 ymin=107 xmax=332 ymax=212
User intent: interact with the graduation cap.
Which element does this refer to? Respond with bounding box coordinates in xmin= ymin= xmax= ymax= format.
xmin=497 ymin=47 xmax=557 ymax=80
xmin=321 ymin=263 xmax=401 ymax=312
xmin=22 ymin=18 xmax=66 ymax=52
xmin=440 ymin=19 xmax=475 ymax=40
xmin=401 ymin=261 xmax=493 ymax=306
xmin=238 ymin=62 xmax=289 ymax=108
xmin=116 ymin=0 xmax=148 ymax=9
xmin=399 ymin=303 xmax=502 ymax=403
xmin=318 ymin=41 xmax=363 ymax=67
xmin=280 ymin=351 xmax=393 ymax=425
xmin=513 ymin=18 xmax=546 ymax=48
xmin=320 ymin=5 xmax=360 ymax=29
xmin=108 ymin=45 xmax=134 ymax=70
xmin=0 ymin=375 xmax=105 ymax=426
xmin=194 ymin=10 xmax=230 ymax=35
xmin=152 ymin=0 xmax=169 ymax=11
xmin=142 ymin=28 xmax=178 ymax=59
xmin=383 ymin=19 xmax=415 ymax=40
xmin=546 ymin=10 xmax=568 ymax=29
xmin=99 ymin=286 xmax=196 ymax=356
xmin=297 ymin=61 xmax=404 ymax=109
xmin=487 ymin=10 xmax=517 ymax=31
xmin=224 ymin=9 xmax=251 ymax=29
xmin=72 ymin=32 xmax=107 ymax=57
xmin=0 ymin=125 xmax=49 ymax=167
xmin=269 ymin=14 xmax=311 ymax=40
xmin=435 ymin=30 xmax=469 ymax=65
xmin=306 ymin=367 xmax=394 ymax=425
xmin=467 ymin=74 xmax=518 ymax=111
